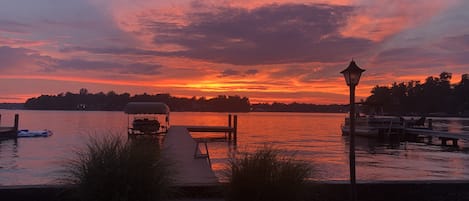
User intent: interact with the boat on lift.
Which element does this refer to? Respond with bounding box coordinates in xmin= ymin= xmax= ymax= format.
xmin=17 ymin=129 xmax=53 ymax=137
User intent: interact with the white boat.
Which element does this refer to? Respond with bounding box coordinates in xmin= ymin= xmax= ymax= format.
xmin=341 ymin=116 xmax=403 ymax=137
xmin=17 ymin=129 xmax=53 ymax=137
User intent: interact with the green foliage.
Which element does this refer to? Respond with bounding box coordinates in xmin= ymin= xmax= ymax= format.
xmin=62 ymin=135 xmax=174 ymax=201
xmin=226 ymin=147 xmax=312 ymax=201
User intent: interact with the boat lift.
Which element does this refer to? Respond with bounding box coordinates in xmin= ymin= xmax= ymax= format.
xmin=124 ymin=102 xmax=170 ymax=135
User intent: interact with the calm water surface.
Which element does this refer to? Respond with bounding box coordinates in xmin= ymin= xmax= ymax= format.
xmin=0 ymin=110 xmax=468 ymax=185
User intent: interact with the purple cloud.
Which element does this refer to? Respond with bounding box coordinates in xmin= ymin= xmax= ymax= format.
xmin=0 ymin=20 xmax=30 ymax=33
xmin=218 ymin=69 xmax=241 ymax=77
xmin=245 ymin=69 xmax=259 ymax=75
xmin=145 ymin=4 xmax=374 ymax=65
xmin=0 ymin=46 xmax=52 ymax=71
xmin=0 ymin=46 xmax=162 ymax=75
xmin=218 ymin=68 xmax=260 ymax=77
xmin=54 ymin=59 xmax=162 ymax=75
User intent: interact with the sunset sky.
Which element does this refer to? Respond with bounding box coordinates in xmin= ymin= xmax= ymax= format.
xmin=1 ymin=0 xmax=469 ymax=104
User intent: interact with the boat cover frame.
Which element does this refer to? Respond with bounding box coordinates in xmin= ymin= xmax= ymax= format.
xmin=124 ymin=102 xmax=170 ymax=135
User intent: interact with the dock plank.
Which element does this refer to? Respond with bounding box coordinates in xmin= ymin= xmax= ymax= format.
xmin=162 ymin=126 xmax=219 ymax=186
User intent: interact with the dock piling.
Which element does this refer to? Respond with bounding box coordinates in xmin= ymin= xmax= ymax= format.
xmin=14 ymin=114 xmax=19 ymax=132
xmin=428 ymin=119 xmax=433 ymax=130
xmin=228 ymin=114 xmax=232 ymax=139
xmin=233 ymin=115 xmax=238 ymax=142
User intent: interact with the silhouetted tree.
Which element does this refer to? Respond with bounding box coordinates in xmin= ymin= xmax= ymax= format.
xmin=364 ymin=72 xmax=469 ymax=116
xmin=24 ymin=90 xmax=251 ymax=112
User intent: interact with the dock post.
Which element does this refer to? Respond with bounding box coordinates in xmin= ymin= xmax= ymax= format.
xmin=233 ymin=115 xmax=238 ymax=143
xmin=228 ymin=114 xmax=232 ymax=140
xmin=440 ymin=137 xmax=448 ymax=146
xmin=428 ymin=119 xmax=433 ymax=130
xmin=452 ymin=139 xmax=458 ymax=147
xmin=14 ymin=114 xmax=19 ymax=131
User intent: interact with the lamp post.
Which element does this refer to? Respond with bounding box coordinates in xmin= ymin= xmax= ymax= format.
xmin=340 ymin=60 xmax=365 ymax=201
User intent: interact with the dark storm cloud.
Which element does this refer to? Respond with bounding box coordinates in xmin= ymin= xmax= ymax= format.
xmin=146 ymin=4 xmax=374 ymax=65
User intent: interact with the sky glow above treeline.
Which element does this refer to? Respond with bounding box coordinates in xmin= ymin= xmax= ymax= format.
xmin=1 ymin=0 xmax=469 ymax=104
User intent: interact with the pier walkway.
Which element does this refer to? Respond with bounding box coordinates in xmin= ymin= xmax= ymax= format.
xmin=162 ymin=126 xmax=219 ymax=186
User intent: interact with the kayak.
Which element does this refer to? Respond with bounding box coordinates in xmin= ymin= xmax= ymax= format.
xmin=17 ymin=129 xmax=53 ymax=137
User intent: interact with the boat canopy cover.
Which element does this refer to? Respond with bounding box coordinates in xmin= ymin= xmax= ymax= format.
xmin=124 ymin=102 xmax=170 ymax=114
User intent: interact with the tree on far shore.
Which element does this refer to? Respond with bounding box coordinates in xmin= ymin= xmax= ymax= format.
xmin=364 ymin=72 xmax=469 ymax=116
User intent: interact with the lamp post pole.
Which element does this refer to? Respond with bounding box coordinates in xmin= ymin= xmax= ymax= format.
xmin=340 ymin=60 xmax=364 ymax=201
xmin=349 ymin=83 xmax=357 ymax=201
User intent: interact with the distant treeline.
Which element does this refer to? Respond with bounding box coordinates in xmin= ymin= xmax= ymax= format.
xmin=0 ymin=103 xmax=24 ymax=109
xmin=364 ymin=72 xmax=469 ymax=116
xmin=24 ymin=89 xmax=251 ymax=112
xmin=22 ymin=88 xmax=347 ymax=113
xmin=252 ymin=103 xmax=347 ymax=113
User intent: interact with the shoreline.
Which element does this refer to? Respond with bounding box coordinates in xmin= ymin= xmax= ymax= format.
xmin=2 ymin=108 xmax=469 ymax=118
xmin=1 ymin=180 xmax=469 ymax=201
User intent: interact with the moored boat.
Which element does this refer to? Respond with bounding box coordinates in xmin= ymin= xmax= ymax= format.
xmin=341 ymin=116 xmax=403 ymax=137
xmin=17 ymin=129 xmax=53 ymax=137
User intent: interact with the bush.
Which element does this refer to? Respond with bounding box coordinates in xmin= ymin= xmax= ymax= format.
xmin=62 ymin=135 xmax=174 ymax=201
xmin=226 ymin=146 xmax=312 ymax=201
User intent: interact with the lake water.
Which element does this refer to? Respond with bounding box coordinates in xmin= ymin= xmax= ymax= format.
xmin=1 ymin=110 xmax=469 ymax=185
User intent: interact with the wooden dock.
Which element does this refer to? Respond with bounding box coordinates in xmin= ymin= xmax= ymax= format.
xmin=0 ymin=127 xmax=17 ymax=139
xmin=162 ymin=126 xmax=219 ymax=186
xmin=186 ymin=125 xmax=234 ymax=133
xmin=0 ymin=114 xmax=19 ymax=139
xmin=346 ymin=116 xmax=469 ymax=147
xmin=183 ymin=114 xmax=238 ymax=141
xmin=404 ymin=128 xmax=469 ymax=146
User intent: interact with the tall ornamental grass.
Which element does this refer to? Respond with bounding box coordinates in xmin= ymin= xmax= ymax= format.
xmin=63 ymin=135 xmax=173 ymax=201
xmin=226 ymin=147 xmax=312 ymax=201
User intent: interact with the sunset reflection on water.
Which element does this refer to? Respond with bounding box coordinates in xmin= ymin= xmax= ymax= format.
xmin=0 ymin=110 xmax=469 ymax=185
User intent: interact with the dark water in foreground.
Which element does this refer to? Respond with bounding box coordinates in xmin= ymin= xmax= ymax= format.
xmin=0 ymin=110 xmax=468 ymax=185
